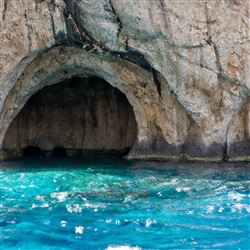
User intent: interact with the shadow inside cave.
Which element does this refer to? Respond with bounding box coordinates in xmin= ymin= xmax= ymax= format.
xmin=3 ymin=77 xmax=138 ymax=158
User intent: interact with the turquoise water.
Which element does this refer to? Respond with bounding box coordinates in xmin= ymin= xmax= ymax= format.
xmin=1 ymin=158 xmax=249 ymax=250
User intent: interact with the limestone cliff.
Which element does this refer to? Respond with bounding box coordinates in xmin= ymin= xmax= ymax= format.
xmin=0 ymin=0 xmax=249 ymax=160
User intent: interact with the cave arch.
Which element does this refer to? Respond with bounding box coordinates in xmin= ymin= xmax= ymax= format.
xmin=0 ymin=47 xmax=154 ymax=155
xmin=3 ymin=76 xmax=138 ymax=158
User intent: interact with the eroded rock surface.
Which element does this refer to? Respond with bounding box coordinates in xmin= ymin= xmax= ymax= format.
xmin=0 ymin=0 xmax=249 ymax=160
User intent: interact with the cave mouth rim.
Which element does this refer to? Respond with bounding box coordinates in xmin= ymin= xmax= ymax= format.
xmin=3 ymin=76 xmax=138 ymax=159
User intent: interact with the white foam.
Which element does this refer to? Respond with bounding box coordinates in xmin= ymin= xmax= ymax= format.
xmin=207 ymin=205 xmax=215 ymax=212
xmin=31 ymin=203 xmax=37 ymax=208
xmin=43 ymin=220 xmax=50 ymax=225
xmin=231 ymin=208 xmax=236 ymax=213
xmin=176 ymin=187 xmax=190 ymax=192
xmin=228 ymin=191 xmax=245 ymax=201
xmin=40 ymin=203 xmax=49 ymax=208
xmin=124 ymin=195 xmax=133 ymax=203
xmin=245 ymin=205 xmax=250 ymax=213
xmin=145 ymin=218 xmax=152 ymax=227
xmin=75 ymin=226 xmax=84 ymax=234
xmin=73 ymin=204 xmax=82 ymax=213
xmin=171 ymin=178 xmax=178 ymax=185
xmin=218 ymin=207 xmax=224 ymax=213
xmin=106 ymin=246 xmax=141 ymax=250
xmin=66 ymin=204 xmax=73 ymax=213
xmin=231 ymin=204 xmax=250 ymax=213
xmin=61 ymin=221 xmax=67 ymax=227
xmin=157 ymin=192 xmax=162 ymax=197
xmin=51 ymin=192 xmax=68 ymax=202
xmin=57 ymin=193 xmax=67 ymax=202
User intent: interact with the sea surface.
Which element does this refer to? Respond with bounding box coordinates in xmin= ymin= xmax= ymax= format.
xmin=1 ymin=158 xmax=249 ymax=249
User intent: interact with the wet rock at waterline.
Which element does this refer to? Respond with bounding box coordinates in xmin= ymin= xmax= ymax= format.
xmin=0 ymin=0 xmax=249 ymax=161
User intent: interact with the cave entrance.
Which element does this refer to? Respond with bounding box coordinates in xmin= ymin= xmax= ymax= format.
xmin=3 ymin=77 xmax=137 ymax=158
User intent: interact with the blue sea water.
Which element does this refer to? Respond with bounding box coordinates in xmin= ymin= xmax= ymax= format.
xmin=0 ymin=158 xmax=249 ymax=250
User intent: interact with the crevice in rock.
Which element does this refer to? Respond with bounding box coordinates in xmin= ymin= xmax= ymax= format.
xmin=108 ymin=0 xmax=123 ymax=37
xmin=25 ymin=24 xmax=32 ymax=51
xmin=48 ymin=0 xmax=55 ymax=12
xmin=117 ymin=16 xmax=123 ymax=37
xmin=55 ymin=1 xmax=87 ymax=48
xmin=203 ymin=5 xmax=242 ymax=103
xmin=63 ymin=4 xmax=83 ymax=43
xmin=59 ymin=1 xmax=108 ymax=53
xmin=151 ymin=68 xmax=162 ymax=97
xmin=175 ymin=50 xmax=214 ymax=72
xmin=125 ymin=39 xmax=129 ymax=50
xmin=2 ymin=0 xmax=8 ymax=20
xmin=108 ymin=0 xmax=116 ymax=15
xmin=159 ymin=0 xmax=169 ymax=28
xmin=209 ymin=41 xmax=222 ymax=72
xmin=72 ymin=2 xmax=83 ymax=40
xmin=104 ymin=1 xmax=115 ymax=15
xmin=205 ymin=4 xmax=248 ymax=90
xmin=112 ymin=50 xmax=151 ymax=71
xmin=35 ymin=0 xmax=46 ymax=12
xmin=174 ymin=43 xmax=204 ymax=49
xmin=49 ymin=13 xmax=56 ymax=43
xmin=125 ymin=29 xmax=204 ymax=49
xmin=205 ymin=3 xmax=221 ymax=72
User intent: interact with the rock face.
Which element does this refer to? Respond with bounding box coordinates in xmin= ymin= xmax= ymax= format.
xmin=0 ymin=0 xmax=249 ymax=160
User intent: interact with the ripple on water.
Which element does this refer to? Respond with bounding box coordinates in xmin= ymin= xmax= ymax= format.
xmin=0 ymin=159 xmax=249 ymax=249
